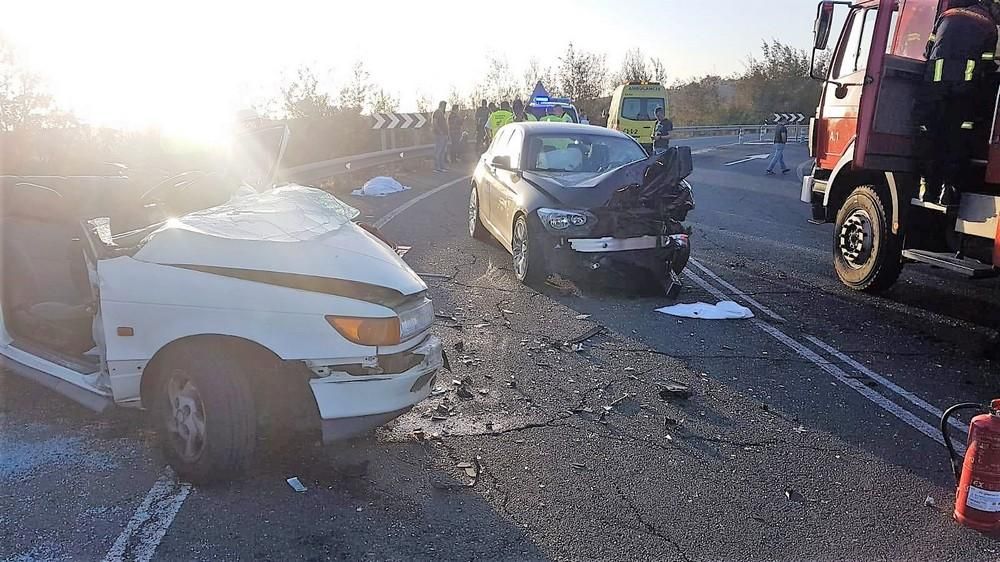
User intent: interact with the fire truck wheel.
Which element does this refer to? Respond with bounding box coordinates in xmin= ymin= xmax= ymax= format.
xmin=833 ymin=185 xmax=903 ymax=293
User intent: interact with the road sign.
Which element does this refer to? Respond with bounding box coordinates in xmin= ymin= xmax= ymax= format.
xmin=772 ymin=113 xmax=806 ymax=124
xmin=371 ymin=112 xmax=429 ymax=130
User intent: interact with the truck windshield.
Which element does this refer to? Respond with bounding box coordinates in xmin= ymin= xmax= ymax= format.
xmin=525 ymin=134 xmax=646 ymax=174
xmin=621 ymin=97 xmax=665 ymax=121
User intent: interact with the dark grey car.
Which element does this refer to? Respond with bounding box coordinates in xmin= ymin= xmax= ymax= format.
xmin=469 ymin=122 xmax=694 ymax=295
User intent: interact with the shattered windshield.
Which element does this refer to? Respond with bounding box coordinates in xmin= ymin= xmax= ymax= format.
xmin=525 ymin=133 xmax=647 ymax=174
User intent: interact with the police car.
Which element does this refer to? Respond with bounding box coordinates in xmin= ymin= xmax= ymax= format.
xmin=526 ymin=95 xmax=580 ymax=123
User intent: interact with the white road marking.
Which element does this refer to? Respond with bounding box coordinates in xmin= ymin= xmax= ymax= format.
xmin=375 ymin=175 xmax=472 ymax=229
xmin=102 ymin=469 xmax=191 ymax=562
xmin=688 ymin=259 xmax=786 ymax=322
xmin=723 ymin=154 xmax=770 ymax=166
xmin=754 ymin=320 xmax=958 ymax=452
xmin=685 ymin=259 xmax=965 ymax=456
xmin=805 ymin=335 xmax=967 ymax=434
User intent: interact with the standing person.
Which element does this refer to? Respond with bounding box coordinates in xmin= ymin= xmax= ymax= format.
xmin=448 ymin=104 xmax=465 ymax=163
xmin=652 ymin=107 xmax=673 ymax=154
xmin=765 ymin=122 xmax=789 ymax=175
xmin=486 ymin=101 xmax=515 ymax=143
xmin=433 ymin=101 xmax=449 ymax=173
xmin=915 ymin=0 xmax=1000 ymax=205
xmin=475 ymin=99 xmax=490 ymax=149
xmin=541 ymin=105 xmax=572 ymax=123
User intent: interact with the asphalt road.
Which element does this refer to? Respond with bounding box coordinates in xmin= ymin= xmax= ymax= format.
xmin=3 ymin=136 xmax=1000 ymax=561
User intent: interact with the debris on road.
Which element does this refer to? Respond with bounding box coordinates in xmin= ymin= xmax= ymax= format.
xmin=785 ymin=489 xmax=805 ymax=503
xmin=655 ymin=301 xmax=754 ymax=320
xmin=657 ymin=381 xmax=693 ymax=400
xmin=571 ymin=462 xmax=588 ymax=471
xmin=575 ymin=314 xmax=592 ymax=320
xmin=925 ymin=495 xmax=937 ymax=508
xmin=351 ymin=176 xmax=411 ymax=197
xmin=454 ymin=341 xmax=465 ymax=352
xmin=286 ymin=477 xmax=308 ymax=493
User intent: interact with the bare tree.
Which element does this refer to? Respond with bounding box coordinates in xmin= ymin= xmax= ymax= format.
xmin=649 ymin=56 xmax=668 ymax=83
xmin=0 ymin=37 xmax=67 ymax=131
xmin=556 ymin=42 xmax=608 ymax=101
xmin=617 ymin=48 xmax=653 ymax=84
xmin=370 ymin=88 xmax=399 ymax=114
xmin=480 ymin=55 xmax=520 ymax=103
xmin=415 ymin=92 xmax=432 ymax=113
xmin=280 ymin=66 xmax=337 ymax=119
xmin=338 ymin=61 xmax=371 ymax=112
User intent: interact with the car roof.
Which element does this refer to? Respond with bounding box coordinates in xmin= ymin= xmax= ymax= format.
xmin=513 ymin=122 xmax=629 ymax=139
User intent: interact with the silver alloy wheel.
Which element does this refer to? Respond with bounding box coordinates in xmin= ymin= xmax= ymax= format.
xmin=469 ymin=188 xmax=479 ymax=237
xmin=839 ymin=208 xmax=874 ymax=269
xmin=165 ymin=374 xmax=207 ymax=462
xmin=512 ymin=218 xmax=528 ymax=280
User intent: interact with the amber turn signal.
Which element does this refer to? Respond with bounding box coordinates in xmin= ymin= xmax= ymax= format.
xmin=325 ymin=315 xmax=401 ymax=346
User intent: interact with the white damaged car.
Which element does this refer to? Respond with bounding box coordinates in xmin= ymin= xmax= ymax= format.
xmin=0 ymin=135 xmax=442 ymax=483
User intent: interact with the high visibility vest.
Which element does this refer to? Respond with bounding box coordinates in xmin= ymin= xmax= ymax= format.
xmin=488 ymin=110 xmax=514 ymax=136
xmin=541 ymin=114 xmax=572 ymax=123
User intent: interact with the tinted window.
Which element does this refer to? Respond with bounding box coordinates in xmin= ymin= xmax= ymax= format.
xmin=620 ymin=97 xmax=665 ymax=121
xmin=524 ymin=133 xmax=646 ymax=175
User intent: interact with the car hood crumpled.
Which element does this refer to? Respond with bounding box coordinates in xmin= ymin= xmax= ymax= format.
xmin=132 ymin=184 xmax=426 ymax=296
xmin=520 ymin=159 xmax=649 ymax=209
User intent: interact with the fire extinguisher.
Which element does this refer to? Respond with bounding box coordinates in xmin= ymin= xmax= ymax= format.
xmin=941 ymin=400 xmax=1000 ymax=534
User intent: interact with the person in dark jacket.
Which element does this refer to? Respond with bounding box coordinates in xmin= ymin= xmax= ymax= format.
xmin=765 ymin=123 xmax=789 ymax=175
xmin=652 ymin=107 xmax=673 ymax=154
xmin=475 ymin=99 xmax=490 ymax=149
xmin=433 ymin=101 xmax=449 ymax=172
xmin=448 ymin=105 xmax=465 ymax=163
xmin=916 ymin=0 xmax=1000 ymax=204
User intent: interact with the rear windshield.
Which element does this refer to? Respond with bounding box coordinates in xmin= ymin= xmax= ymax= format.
xmin=620 ymin=97 xmax=665 ymax=121
xmin=526 ymin=106 xmax=579 ymax=123
xmin=524 ymin=133 xmax=646 ymax=175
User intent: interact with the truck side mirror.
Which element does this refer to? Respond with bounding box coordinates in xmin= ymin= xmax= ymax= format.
xmin=814 ymin=2 xmax=836 ymax=50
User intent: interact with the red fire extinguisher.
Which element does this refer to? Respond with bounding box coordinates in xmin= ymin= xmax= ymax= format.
xmin=941 ymin=400 xmax=1000 ymax=534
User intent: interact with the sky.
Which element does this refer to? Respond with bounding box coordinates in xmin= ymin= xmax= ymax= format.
xmin=0 ymin=0 xmax=818 ymax=143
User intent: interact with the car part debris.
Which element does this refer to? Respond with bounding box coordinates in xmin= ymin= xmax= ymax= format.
xmin=575 ymin=314 xmax=591 ymax=320
xmin=286 ymin=477 xmax=307 ymax=493
xmin=657 ymin=382 xmax=692 ymax=400
xmin=924 ymin=495 xmax=937 ymax=508
xmin=563 ymin=325 xmax=604 ymax=348
xmin=655 ymin=301 xmax=754 ymax=320
xmin=456 ymin=386 xmax=474 ymax=399
xmin=785 ymin=489 xmax=805 ymax=503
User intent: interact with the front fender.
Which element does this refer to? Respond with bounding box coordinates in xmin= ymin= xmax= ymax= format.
xmin=822 ymin=141 xmax=901 ymax=233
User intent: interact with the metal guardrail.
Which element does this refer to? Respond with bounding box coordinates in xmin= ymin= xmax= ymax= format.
xmin=283 ymin=144 xmax=435 ymax=184
xmin=672 ymin=124 xmax=809 ymax=144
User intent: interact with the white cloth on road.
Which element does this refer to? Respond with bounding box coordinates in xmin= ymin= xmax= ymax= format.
xmin=655 ymin=301 xmax=754 ymax=320
xmin=352 ymin=176 xmax=411 ymax=197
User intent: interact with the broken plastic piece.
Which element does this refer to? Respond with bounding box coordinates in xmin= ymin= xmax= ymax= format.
xmin=657 ymin=382 xmax=692 ymax=400
xmin=287 ymin=477 xmax=307 ymax=493
xmin=655 ymin=301 xmax=753 ymax=320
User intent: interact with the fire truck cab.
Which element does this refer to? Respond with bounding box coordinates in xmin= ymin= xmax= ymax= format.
xmin=804 ymin=0 xmax=1000 ymax=292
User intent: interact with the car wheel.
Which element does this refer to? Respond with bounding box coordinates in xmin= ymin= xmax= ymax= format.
xmin=512 ymin=214 xmax=546 ymax=285
xmin=154 ymin=341 xmax=256 ymax=483
xmin=469 ymin=185 xmax=489 ymax=240
xmin=833 ymin=185 xmax=902 ymax=293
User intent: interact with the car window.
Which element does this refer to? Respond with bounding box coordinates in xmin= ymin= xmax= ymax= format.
xmin=620 ymin=97 xmax=665 ymax=121
xmin=834 ymin=8 xmax=876 ymax=79
xmin=489 ymin=128 xmax=511 ymax=155
xmin=525 ymin=133 xmax=646 ymax=175
xmin=505 ymin=130 xmax=524 ymax=168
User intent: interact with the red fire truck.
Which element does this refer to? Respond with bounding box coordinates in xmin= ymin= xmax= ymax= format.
xmin=803 ymin=0 xmax=1000 ymax=291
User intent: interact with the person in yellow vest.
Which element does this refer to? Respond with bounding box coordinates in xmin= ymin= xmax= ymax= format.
xmin=486 ymin=101 xmax=515 ymax=142
xmin=541 ymin=105 xmax=572 ymax=123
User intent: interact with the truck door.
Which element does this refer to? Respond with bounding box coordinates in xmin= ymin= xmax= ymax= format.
xmin=855 ymin=0 xmax=935 ymax=171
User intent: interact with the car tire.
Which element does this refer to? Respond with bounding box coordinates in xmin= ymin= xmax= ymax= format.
xmin=512 ymin=214 xmax=547 ymax=285
xmin=153 ymin=341 xmax=257 ymax=484
xmin=469 ymin=185 xmax=489 ymax=241
xmin=833 ymin=185 xmax=903 ymax=293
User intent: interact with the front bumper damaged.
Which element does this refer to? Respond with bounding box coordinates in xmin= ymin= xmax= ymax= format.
xmin=308 ymin=335 xmax=443 ymax=443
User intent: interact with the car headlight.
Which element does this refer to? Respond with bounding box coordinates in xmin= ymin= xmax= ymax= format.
xmin=537 ymin=208 xmax=596 ymax=232
xmin=326 ymin=316 xmax=401 ymax=346
xmin=397 ymin=298 xmax=435 ymax=341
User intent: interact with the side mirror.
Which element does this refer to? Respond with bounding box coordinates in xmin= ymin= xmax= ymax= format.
xmin=814 ymin=2 xmax=835 ymax=51
xmin=491 ymin=155 xmax=512 ymax=170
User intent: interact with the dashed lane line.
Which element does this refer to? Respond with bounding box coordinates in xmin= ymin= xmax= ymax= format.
xmin=375 ymin=175 xmax=472 ymax=229
xmin=102 ymin=468 xmax=191 ymax=562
